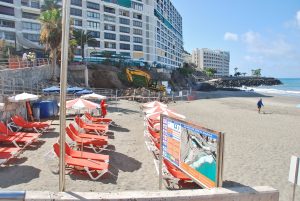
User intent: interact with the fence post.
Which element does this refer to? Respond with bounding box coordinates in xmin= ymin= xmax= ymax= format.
xmin=12 ymin=78 xmax=15 ymax=95
xmin=148 ymin=90 xmax=150 ymax=102
xmin=133 ymin=89 xmax=135 ymax=101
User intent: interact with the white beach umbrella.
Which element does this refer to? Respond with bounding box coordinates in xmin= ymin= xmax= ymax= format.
xmin=146 ymin=109 xmax=186 ymax=121
xmin=142 ymin=101 xmax=167 ymax=108
xmin=80 ymin=93 xmax=107 ymax=100
xmin=144 ymin=106 xmax=167 ymax=114
xmin=8 ymin=92 xmax=39 ymax=102
xmin=64 ymin=98 xmax=99 ymax=110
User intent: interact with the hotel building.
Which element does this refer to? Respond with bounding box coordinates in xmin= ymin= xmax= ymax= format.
xmin=192 ymin=48 xmax=230 ymax=76
xmin=0 ymin=0 xmax=183 ymax=69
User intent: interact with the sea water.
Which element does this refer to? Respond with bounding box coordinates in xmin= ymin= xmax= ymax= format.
xmin=191 ymin=155 xmax=217 ymax=182
xmin=244 ymin=78 xmax=300 ymax=97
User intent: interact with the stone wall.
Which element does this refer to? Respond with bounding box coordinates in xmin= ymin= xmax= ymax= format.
xmin=23 ymin=186 xmax=279 ymax=201
xmin=0 ymin=64 xmax=52 ymax=90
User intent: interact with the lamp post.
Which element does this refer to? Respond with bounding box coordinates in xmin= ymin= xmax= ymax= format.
xmin=59 ymin=0 xmax=70 ymax=192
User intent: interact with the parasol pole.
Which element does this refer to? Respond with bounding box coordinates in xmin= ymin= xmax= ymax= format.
xmin=58 ymin=0 xmax=70 ymax=192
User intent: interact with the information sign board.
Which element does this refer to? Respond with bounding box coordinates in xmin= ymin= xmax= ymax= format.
xmin=159 ymin=115 xmax=224 ymax=188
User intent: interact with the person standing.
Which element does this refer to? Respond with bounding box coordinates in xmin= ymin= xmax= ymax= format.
xmin=257 ymin=98 xmax=264 ymax=113
xmin=100 ymin=99 xmax=107 ymax=118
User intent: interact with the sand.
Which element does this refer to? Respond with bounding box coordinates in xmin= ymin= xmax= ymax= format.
xmin=0 ymin=90 xmax=299 ymax=201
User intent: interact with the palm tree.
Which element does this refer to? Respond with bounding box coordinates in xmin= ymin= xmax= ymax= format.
xmin=39 ymin=8 xmax=62 ymax=80
xmin=234 ymin=67 xmax=238 ymax=75
xmin=41 ymin=0 xmax=60 ymax=11
xmin=73 ymin=30 xmax=98 ymax=61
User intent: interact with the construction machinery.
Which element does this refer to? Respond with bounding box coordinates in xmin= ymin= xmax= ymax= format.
xmin=125 ymin=68 xmax=166 ymax=92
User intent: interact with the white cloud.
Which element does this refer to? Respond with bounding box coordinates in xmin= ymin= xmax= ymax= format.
xmin=241 ymin=31 xmax=293 ymax=57
xmin=224 ymin=32 xmax=239 ymax=41
xmin=296 ymin=10 xmax=300 ymax=27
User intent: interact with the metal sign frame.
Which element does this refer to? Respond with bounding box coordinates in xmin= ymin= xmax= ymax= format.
xmin=159 ymin=114 xmax=224 ymax=189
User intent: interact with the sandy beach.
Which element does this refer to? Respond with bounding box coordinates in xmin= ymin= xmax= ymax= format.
xmin=0 ymin=90 xmax=299 ymax=201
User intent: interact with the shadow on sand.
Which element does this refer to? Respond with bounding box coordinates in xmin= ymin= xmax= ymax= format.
xmin=0 ymin=165 xmax=41 ymax=188
xmin=69 ymin=150 xmax=142 ymax=184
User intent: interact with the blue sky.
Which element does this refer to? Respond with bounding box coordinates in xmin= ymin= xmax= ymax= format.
xmin=172 ymin=0 xmax=300 ymax=78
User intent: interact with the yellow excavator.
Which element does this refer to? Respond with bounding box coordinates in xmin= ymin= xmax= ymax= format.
xmin=125 ymin=68 xmax=166 ymax=92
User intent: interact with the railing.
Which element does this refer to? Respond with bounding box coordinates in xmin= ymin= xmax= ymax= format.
xmin=0 ymin=58 xmax=49 ymax=70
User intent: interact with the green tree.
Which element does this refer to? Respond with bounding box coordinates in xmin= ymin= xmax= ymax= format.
xmin=204 ymin=68 xmax=217 ymax=77
xmin=39 ymin=8 xmax=62 ymax=80
xmin=234 ymin=67 xmax=238 ymax=75
xmin=252 ymin=68 xmax=262 ymax=77
xmin=73 ymin=30 xmax=97 ymax=60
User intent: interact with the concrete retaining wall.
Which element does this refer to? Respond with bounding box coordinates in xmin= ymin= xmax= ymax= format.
xmin=24 ymin=186 xmax=279 ymax=201
xmin=0 ymin=64 xmax=52 ymax=89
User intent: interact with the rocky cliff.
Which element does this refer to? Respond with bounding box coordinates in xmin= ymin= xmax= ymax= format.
xmin=208 ymin=77 xmax=282 ymax=88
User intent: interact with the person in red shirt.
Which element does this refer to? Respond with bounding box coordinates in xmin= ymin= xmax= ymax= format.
xmin=100 ymin=99 xmax=107 ymax=118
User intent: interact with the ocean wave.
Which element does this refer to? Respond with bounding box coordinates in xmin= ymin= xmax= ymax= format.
xmin=238 ymin=87 xmax=300 ymax=96
xmin=190 ymin=155 xmax=215 ymax=169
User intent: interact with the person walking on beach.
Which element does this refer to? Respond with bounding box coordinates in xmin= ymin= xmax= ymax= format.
xmin=257 ymin=98 xmax=264 ymax=113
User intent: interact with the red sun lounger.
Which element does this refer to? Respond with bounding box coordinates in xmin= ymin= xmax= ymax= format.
xmin=0 ymin=147 xmax=21 ymax=153
xmin=54 ymin=143 xmax=109 ymax=163
xmin=53 ymin=144 xmax=110 ymax=180
xmin=75 ymin=116 xmax=108 ymax=135
xmin=15 ymin=115 xmax=50 ymax=127
xmin=163 ymin=160 xmax=191 ymax=181
xmin=69 ymin=124 xmax=108 ymax=141
xmin=66 ymin=127 xmax=108 ymax=153
xmin=84 ymin=113 xmax=112 ymax=124
xmin=10 ymin=116 xmax=50 ymax=133
xmin=0 ymin=134 xmax=39 ymax=149
xmin=147 ymin=126 xmax=160 ymax=141
xmin=0 ymin=122 xmax=40 ymax=138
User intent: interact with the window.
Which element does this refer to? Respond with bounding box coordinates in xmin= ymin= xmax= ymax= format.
xmin=0 ymin=5 xmax=14 ymax=16
xmin=133 ymin=13 xmax=142 ymax=20
xmin=131 ymin=2 xmax=143 ymax=11
xmin=119 ymin=26 xmax=130 ymax=33
xmin=0 ymin=31 xmax=15 ymax=40
xmin=133 ymin=20 xmax=142 ymax=27
xmin=87 ymin=11 xmax=100 ymax=19
xmin=104 ymin=15 xmax=115 ymax=22
xmin=87 ymin=1 xmax=99 ymax=10
xmin=104 ymin=33 xmax=116 ymax=40
xmin=133 ymin=29 xmax=142 ymax=35
xmin=87 ymin=21 xmax=100 ymax=29
xmin=119 ymin=9 xmax=129 ymax=17
xmin=88 ymin=40 xmax=100 ymax=47
xmin=120 ymin=35 xmax=130 ymax=42
xmin=133 ymin=37 xmax=142 ymax=43
xmin=104 ymin=24 xmax=115 ymax=31
xmin=0 ymin=19 xmax=15 ymax=28
xmin=22 ymin=12 xmax=39 ymax=19
xmin=87 ymin=30 xmax=100 ymax=38
xmin=30 ymin=0 xmax=39 ymax=8
xmin=104 ymin=42 xmax=116 ymax=49
xmin=22 ymin=22 xmax=40 ymax=30
xmin=104 ymin=6 xmax=115 ymax=14
xmin=71 ymin=0 xmax=82 ymax=6
xmin=23 ymin=33 xmax=39 ymax=42
xmin=119 ymin=18 xmax=130 ymax=25
xmin=120 ymin=43 xmax=130 ymax=50
xmin=0 ymin=0 xmax=13 ymax=3
xmin=73 ymin=18 xmax=82 ymax=26
xmin=70 ymin=8 xmax=82 ymax=16
xmin=133 ymin=45 xmax=143 ymax=51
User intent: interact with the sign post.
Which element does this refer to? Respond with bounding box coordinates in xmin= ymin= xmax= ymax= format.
xmin=288 ymin=156 xmax=300 ymax=201
xmin=159 ymin=114 xmax=224 ymax=189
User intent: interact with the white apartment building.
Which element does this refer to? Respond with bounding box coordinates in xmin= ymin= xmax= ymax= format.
xmin=0 ymin=0 xmax=183 ymax=69
xmin=192 ymin=48 xmax=230 ymax=76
